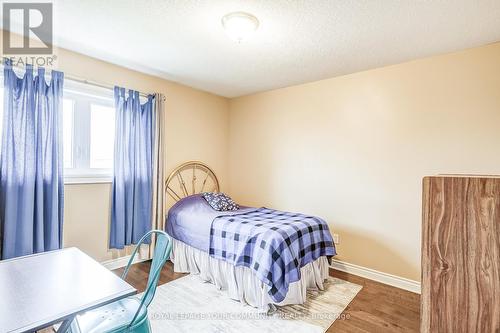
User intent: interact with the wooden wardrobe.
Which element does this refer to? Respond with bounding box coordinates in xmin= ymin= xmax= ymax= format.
xmin=421 ymin=176 xmax=500 ymax=332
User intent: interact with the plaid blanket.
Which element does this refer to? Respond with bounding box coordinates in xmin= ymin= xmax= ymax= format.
xmin=209 ymin=208 xmax=336 ymax=302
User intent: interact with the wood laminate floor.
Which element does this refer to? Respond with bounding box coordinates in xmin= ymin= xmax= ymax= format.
xmin=114 ymin=261 xmax=420 ymax=333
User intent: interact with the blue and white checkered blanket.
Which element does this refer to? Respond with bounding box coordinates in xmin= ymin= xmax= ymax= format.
xmin=209 ymin=208 xmax=336 ymax=302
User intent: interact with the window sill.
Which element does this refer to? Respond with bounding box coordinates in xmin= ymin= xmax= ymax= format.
xmin=64 ymin=177 xmax=113 ymax=185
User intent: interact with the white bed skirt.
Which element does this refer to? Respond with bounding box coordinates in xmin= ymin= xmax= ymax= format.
xmin=170 ymin=239 xmax=331 ymax=312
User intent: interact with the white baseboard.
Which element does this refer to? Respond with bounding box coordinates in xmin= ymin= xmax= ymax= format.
xmin=331 ymin=259 xmax=421 ymax=294
xmin=101 ymin=255 xmax=148 ymax=270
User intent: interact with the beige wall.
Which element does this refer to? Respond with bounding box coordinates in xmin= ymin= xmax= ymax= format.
xmin=1 ymin=30 xmax=230 ymax=262
xmin=228 ymin=42 xmax=500 ymax=281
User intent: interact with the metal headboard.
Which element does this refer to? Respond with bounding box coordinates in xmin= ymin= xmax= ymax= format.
xmin=165 ymin=161 xmax=220 ymax=202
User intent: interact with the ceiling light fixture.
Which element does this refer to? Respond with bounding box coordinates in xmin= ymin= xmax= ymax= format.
xmin=221 ymin=12 xmax=259 ymax=43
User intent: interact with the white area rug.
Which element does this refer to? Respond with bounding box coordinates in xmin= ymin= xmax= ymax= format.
xmin=147 ymin=274 xmax=362 ymax=333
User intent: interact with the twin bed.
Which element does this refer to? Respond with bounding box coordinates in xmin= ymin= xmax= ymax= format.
xmin=164 ymin=161 xmax=336 ymax=312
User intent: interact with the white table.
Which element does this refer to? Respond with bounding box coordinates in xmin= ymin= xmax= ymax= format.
xmin=0 ymin=247 xmax=136 ymax=333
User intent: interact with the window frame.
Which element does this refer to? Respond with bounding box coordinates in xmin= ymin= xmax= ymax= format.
xmin=63 ymin=82 xmax=116 ymax=184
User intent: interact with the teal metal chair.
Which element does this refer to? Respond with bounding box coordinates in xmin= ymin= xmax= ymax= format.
xmin=67 ymin=230 xmax=172 ymax=333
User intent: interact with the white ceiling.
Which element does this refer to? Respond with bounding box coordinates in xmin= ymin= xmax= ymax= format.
xmin=4 ymin=0 xmax=500 ymax=97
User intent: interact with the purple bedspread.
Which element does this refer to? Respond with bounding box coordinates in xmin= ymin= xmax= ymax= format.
xmin=166 ymin=195 xmax=336 ymax=302
xmin=209 ymin=208 xmax=335 ymax=302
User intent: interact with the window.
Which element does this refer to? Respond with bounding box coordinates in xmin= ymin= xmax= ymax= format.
xmin=90 ymin=104 xmax=115 ymax=169
xmin=63 ymin=83 xmax=115 ymax=183
xmin=62 ymin=99 xmax=74 ymax=169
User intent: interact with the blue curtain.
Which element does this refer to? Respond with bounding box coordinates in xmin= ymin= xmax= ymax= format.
xmin=0 ymin=62 xmax=64 ymax=260
xmin=110 ymin=87 xmax=155 ymax=249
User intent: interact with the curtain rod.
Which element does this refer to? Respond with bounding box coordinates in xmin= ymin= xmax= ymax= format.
xmin=65 ymin=73 xmax=152 ymax=99
xmin=1 ymin=63 xmax=166 ymax=101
